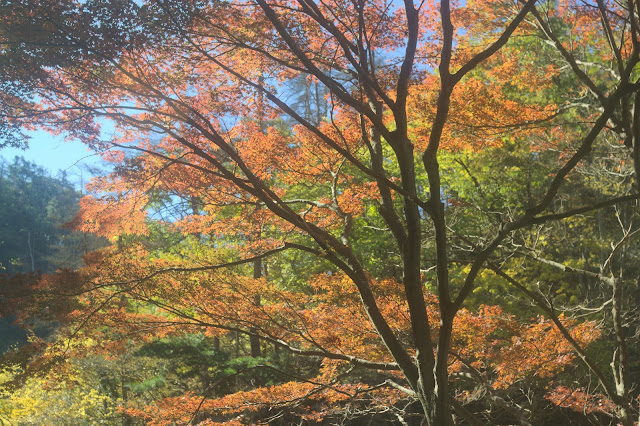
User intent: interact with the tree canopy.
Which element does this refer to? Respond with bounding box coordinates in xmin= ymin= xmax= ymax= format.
xmin=2 ymin=0 xmax=640 ymax=424
xmin=0 ymin=156 xmax=104 ymax=354
xmin=0 ymin=157 xmax=83 ymax=275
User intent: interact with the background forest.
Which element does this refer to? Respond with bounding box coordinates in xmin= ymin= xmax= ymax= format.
xmin=0 ymin=157 xmax=101 ymax=353
xmin=1 ymin=0 xmax=640 ymax=424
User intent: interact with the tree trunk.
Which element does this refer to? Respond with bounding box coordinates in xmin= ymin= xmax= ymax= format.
xmin=414 ymin=349 xmax=455 ymax=426
xmin=250 ymin=258 xmax=262 ymax=358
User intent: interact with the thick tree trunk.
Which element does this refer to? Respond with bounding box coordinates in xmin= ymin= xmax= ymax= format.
xmin=415 ymin=381 xmax=454 ymax=426
xmin=413 ymin=330 xmax=454 ymax=426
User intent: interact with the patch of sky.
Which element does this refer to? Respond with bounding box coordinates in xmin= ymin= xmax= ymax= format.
xmin=0 ymin=122 xmax=119 ymax=190
xmin=0 ymin=130 xmax=102 ymax=188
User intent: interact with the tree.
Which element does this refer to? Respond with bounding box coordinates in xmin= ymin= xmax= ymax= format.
xmin=0 ymin=157 xmax=82 ymax=275
xmin=0 ymin=157 xmax=104 ymax=354
xmin=2 ymin=0 xmax=640 ymax=424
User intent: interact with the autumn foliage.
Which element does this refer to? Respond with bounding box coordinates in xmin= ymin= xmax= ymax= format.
xmin=2 ymin=0 xmax=640 ymax=424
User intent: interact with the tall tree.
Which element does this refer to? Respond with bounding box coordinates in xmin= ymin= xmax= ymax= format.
xmin=2 ymin=0 xmax=640 ymax=423
xmin=0 ymin=156 xmax=105 ymax=354
xmin=0 ymin=157 xmax=81 ymax=275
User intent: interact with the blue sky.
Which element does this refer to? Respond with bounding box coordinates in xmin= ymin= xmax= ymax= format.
xmin=0 ymin=131 xmax=104 ymax=188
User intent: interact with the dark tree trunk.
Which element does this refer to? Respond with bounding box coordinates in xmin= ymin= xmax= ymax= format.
xmin=250 ymin=258 xmax=262 ymax=358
